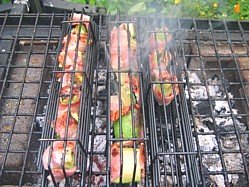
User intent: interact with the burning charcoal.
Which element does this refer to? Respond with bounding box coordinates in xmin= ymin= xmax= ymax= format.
xmin=90 ymin=175 xmax=106 ymax=186
xmin=195 ymin=101 xmax=212 ymax=115
xmin=92 ymin=155 xmax=106 ymax=172
xmin=198 ymin=134 xmax=218 ymax=152
xmin=203 ymin=119 xmax=215 ymax=131
xmin=97 ymin=69 xmax=107 ymax=82
xmin=93 ymin=135 xmax=106 ymax=152
xmin=36 ymin=116 xmax=45 ymax=128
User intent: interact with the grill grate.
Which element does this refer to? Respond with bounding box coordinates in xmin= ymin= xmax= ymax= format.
xmin=38 ymin=12 xmax=98 ymax=186
xmin=0 ymin=13 xmax=64 ymax=185
xmin=0 ymin=13 xmax=248 ymax=187
xmin=139 ymin=18 xmax=249 ymax=186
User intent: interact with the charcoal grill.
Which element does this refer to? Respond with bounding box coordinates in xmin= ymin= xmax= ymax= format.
xmin=0 ymin=8 xmax=249 ymax=187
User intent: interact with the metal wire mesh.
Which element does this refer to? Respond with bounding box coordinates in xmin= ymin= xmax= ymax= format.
xmin=38 ymin=12 xmax=97 ymax=186
xmin=0 ymin=13 xmax=64 ymax=185
xmin=0 ymin=12 xmax=248 ymax=187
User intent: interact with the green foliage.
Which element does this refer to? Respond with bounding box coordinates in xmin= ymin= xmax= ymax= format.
xmin=2 ymin=0 xmax=10 ymax=3
xmin=67 ymin=0 xmax=249 ymax=20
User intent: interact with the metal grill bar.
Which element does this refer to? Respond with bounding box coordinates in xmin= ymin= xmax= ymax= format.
xmin=0 ymin=13 xmax=64 ymax=185
xmin=38 ymin=11 xmax=97 ymax=186
xmin=180 ymin=19 xmax=249 ymax=186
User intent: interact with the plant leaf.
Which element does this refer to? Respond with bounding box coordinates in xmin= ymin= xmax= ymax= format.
xmin=128 ymin=2 xmax=146 ymax=15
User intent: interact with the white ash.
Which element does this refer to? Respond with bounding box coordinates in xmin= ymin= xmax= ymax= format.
xmin=185 ymin=72 xmax=207 ymax=106
xmin=209 ymin=174 xmax=239 ymax=187
xmin=97 ymin=69 xmax=107 ymax=82
xmin=209 ymin=175 xmax=225 ymax=187
xmin=91 ymin=155 xmax=106 ymax=172
xmin=204 ymin=154 xmax=222 ymax=172
xmin=187 ymin=72 xmax=248 ymax=186
xmin=97 ymin=85 xmax=106 ymax=93
xmin=207 ymin=76 xmax=223 ymax=98
xmin=224 ymin=153 xmax=244 ymax=171
xmin=91 ymin=135 xmax=106 ymax=152
xmin=198 ymin=134 xmax=218 ymax=152
xmin=36 ymin=116 xmax=45 ymax=128
xmin=91 ymin=101 xmax=104 ymax=116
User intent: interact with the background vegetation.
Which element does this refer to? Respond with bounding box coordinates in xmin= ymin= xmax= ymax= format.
xmin=1 ymin=0 xmax=248 ymax=20
xmin=68 ymin=0 xmax=249 ymax=20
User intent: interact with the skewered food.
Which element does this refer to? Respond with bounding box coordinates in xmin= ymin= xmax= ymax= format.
xmin=148 ymin=27 xmax=172 ymax=51
xmin=110 ymin=74 xmax=140 ymax=122
xmin=149 ymin=28 xmax=179 ymax=105
xmin=152 ymin=69 xmax=179 ymax=105
xmin=113 ymin=109 xmax=141 ymax=139
xmin=110 ymin=143 xmax=145 ymax=183
xmin=43 ymin=13 xmax=90 ymax=183
xmin=110 ymin=23 xmax=137 ymax=70
xmin=42 ymin=141 xmax=76 ymax=183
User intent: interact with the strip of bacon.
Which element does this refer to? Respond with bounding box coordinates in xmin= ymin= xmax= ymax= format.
xmin=110 ymin=24 xmax=137 ymax=70
xmin=152 ymin=69 xmax=179 ymax=106
xmin=42 ymin=141 xmax=77 ymax=183
xmin=148 ymin=27 xmax=172 ymax=51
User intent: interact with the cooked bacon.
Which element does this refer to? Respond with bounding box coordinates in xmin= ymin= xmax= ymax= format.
xmin=71 ymin=13 xmax=90 ymax=25
xmin=110 ymin=95 xmax=130 ymax=122
xmin=58 ymin=50 xmax=84 ymax=69
xmin=110 ymin=143 xmax=145 ymax=183
xmin=59 ymin=71 xmax=83 ymax=89
xmin=62 ymin=33 xmax=88 ymax=53
xmin=149 ymin=27 xmax=172 ymax=51
xmin=42 ymin=141 xmax=77 ymax=183
xmin=110 ymin=24 xmax=137 ymax=70
xmin=149 ymin=49 xmax=172 ymax=71
xmin=152 ymin=69 xmax=179 ymax=106
xmin=57 ymin=100 xmax=79 ymax=121
xmin=52 ymin=113 xmax=78 ymax=139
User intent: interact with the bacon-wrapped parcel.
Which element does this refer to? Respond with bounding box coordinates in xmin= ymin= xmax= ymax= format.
xmin=110 ymin=23 xmax=137 ymax=70
xmin=42 ymin=141 xmax=76 ymax=183
xmin=110 ymin=74 xmax=140 ymax=122
xmin=148 ymin=27 xmax=179 ymax=106
xmin=110 ymin=143 xmax=145 ymax=183
xmin=151 ymin=69 xmax=179 ymax=106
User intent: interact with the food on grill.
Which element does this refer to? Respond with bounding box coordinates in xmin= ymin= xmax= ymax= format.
xmin=71 ymin=13 xmax=90 ymax=24
xmin=149 ymin=49 xmax=172 ymax=70
xmin=110 ymin=74 xmax=141 ymax=122
xmin=110 ymin=23 xmax=137 ymax=70
xmin=52 ymin=114 xmax=78 ymax=139
xmin=148 ymin=27 xmax=172 ymax=51
xmin=42 ymin=13 xmax=90 ymax=184
xmin=110 ymin=95 xmax=130 ymax=122
xmin=152 ymin=69 xmax=179 ymax=105
xmin=60 ymin=71 xmax=84 ymax=88
xmin=109 ymin=23 xmax=145 ymax=185
xmin=110 ymin=143 xmax=145 ymax=183
xmin=149 ymin=28 xmax=179 ymax=105
xmin=58 ymin=50 xmax=84 ymax=69
xmin=113 ymin=109 xmax=141 ymax=139
xmin=42 ymin=141 xmax=77 ymax=183
xmin=153 ymin=72 xmax=179 ymax=105
xmin=59 ymin=86 xmax=81 ymax=105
